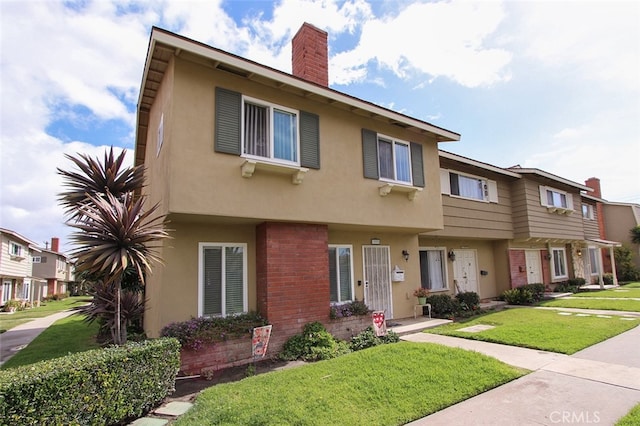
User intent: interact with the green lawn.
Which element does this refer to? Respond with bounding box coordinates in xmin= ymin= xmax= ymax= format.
xmin=428 ymin=308 xmax=638 ymax=354
xmin=571 ymin=288 xmax=640 ymax=299
xmin=176 ymin=342 xmax=524 ymax=426
xmin=621 ymin=282 xmax=640 ymax=289
xmin=1 ymin=314 xmax=100 ymax=369
xmin=617 ymin=403 xmax=640 ymax=426
xmin=540 ymin=298 xmax=640 ymax=312
xmin=0 ymin=296 xmax=90 ymax=333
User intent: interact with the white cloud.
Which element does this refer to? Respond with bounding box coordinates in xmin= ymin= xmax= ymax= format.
xmin=331 ymin=0 xmax=512 ymax=87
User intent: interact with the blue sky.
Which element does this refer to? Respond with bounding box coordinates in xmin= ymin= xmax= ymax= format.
xmin=1 ymin=0 xmax=639 ymax=252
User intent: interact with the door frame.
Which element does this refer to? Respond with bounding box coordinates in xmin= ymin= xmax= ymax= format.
xmin=362 ymin=245 xmax=393 ymax=318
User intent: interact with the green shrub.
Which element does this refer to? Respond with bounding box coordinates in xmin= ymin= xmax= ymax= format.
xmin=455 ymin=292 xmax=480 ymax=310
xmin=349 ymin=326 xmax=400 ymax=351
xmin=502 ymin=287 xmax=535 ymax=305
xmin=0 ymin=338 xmax=180 ymax=425
xmin=329 ymin=299 xmax=370 ymax=319
xmin=2 ymin=299 xmax=24 ymax=312
xmin=280 ymin=322 xmax=351 ymax=361
xmin=554 ymin=280 xmax=578 ymax=293
xmin=425 ymin=294 xmax=460 ymax=317
xmin=521 ymin=283 xmax=546 ymax=300
xmin=603 ymin=273 xmax=614 ymax=285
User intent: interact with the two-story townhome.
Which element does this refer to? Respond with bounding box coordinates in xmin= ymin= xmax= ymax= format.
xmin=417 ymin=151 xmax=520 ymax=300
xmin=135 ymin=25 xmax=460 ymax=347
xmin=0 ymin=228 xmax=46 ymax=307
xmin=32 ymin=237 xmax=75 ymax=297
xmin=599 ymin=187 xmax=640 ymax=271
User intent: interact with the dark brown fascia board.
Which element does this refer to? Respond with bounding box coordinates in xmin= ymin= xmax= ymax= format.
xmin=507 ymin=167 xmax=592 ymax=192
xmin=439 ymin=150 xmax=521 ymax=178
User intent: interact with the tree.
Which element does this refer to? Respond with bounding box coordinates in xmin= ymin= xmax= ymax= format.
xmin=631 ymin=226 xmax=640 ymax=245
xmin=58 ymin=147 xmax=168 ymax=344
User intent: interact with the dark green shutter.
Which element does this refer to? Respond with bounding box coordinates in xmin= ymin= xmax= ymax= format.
xmin=410 ymin=142 xmax=425 ymax=187
xmin=300 ymin=111 xmax=320 ymax=169
xmin=214 ymin=87 xmax=241 ymax=155
xmin=362 ymin=129 xmax=379 ymax=179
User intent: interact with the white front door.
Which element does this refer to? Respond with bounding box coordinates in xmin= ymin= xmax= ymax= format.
xmin=525 ymin=250 xmax=543 ymax=284
xmin=363 ymin=246 xmax=393 ymax=318
xmin=453 ymin=250 xmax=478 ymax=294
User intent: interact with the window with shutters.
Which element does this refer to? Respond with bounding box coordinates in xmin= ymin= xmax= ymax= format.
xmin=198 ymin=243 xmax=247 ymax=317
xmin=329 ymin=245 xmax=354 ymax=303
xmin=377 ymin=135 xmax=412 ymax=184
xmin=243 ymin=96 xmax=299 ymax=165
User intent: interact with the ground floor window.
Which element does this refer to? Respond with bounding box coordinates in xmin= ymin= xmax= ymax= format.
xmin=199 ymin=243 xmax=247 ymax=317
xmin=329 ymin=245 xmax=354 ymax=303
xmin=22 ymin=281 xmax=31 ymax=300
xmin=551 ymin=247 xmax=568 ymax=280
xmin=419 ymin=248 xmax=447 ymax=291
xmin=588 ymin=247 xmax=599 ymax=275
xmin=2 ymin=281 xmax=11 ymax=303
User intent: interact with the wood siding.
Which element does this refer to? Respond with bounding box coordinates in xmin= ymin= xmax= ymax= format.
xmin=0 ymin=237 xmax=32 ymax=278
xmin=582 ymin=200 xmax=600 ymax=240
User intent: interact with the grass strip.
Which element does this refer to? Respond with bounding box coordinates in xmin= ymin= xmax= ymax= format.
xmin=571 ymin=288 xmax=640 ymax=299
xmin=428 ymin=308 xmax=638 ymax=354
xmin=176 ymin=342 xmax=524 ymax=426
xmin=1 ymin=314 xmax=99 ymax=369
xmin=617 ymin=403 xmax=640 ymax=426
xmin=540 ymin=298 xmax=640 ymax=312
xmin=0 ymin=296 xmax=90 ymax=333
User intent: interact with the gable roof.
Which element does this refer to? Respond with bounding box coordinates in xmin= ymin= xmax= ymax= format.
xmin=439 ymin=150 xmax=521 ymax=178
xmin=0 ymin=228 xmax=41 ymax=252
xmin=135 ymin=27 xmax=461 ymax=167
xmin=507 ymin=166 xmax=592 ymax=192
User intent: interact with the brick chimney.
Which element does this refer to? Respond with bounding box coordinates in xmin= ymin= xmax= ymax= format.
xmin=51 ymin=237 xmax=60 ymax=253
xmin=292 ymin=22 xmax=328 ymax=86
xmin=585 ymin=177 xmax=602 ymax=198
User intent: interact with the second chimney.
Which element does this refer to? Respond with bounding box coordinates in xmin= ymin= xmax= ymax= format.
xmin=292 ymin=23 xmax=328 ymax=87
xmin=51 ymin=237 xmax=60 ymax=253
xmin=585 ymin=177 xmax=602 ymax=198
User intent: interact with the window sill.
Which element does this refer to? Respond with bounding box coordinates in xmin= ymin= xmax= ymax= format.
xmin=379 ymin=183 xmax=422 ymax=201
xmin=10 ymin=255 xmax=25 ymax=261
xmin=546 ymin=206 xmax=574 ymax=215
xmin=241 ymin=160 xmax=309 ymax=185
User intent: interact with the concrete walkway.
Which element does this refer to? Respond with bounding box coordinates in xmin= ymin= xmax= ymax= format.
xmin=403 ymin=324 xmax=640 ymax=425
xmin=0 ymin=309 xmax=78 ymax=365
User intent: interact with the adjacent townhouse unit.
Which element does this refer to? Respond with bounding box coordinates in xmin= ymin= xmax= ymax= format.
xmin=32 ymin=237 xmax=75 ymax=297
xmin=0 ymin=228 xmax=46 ymax=307
xmin=135 ymin=25 xmax=461 ymax=347
xmin=600 ymin=195 xmax=640 ymax=271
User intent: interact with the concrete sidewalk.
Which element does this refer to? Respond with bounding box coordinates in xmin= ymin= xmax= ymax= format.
xmin=0 ymin=309 xmax=78 ymax=365
xmin=403 ymin=325 xmax=640 ymax=425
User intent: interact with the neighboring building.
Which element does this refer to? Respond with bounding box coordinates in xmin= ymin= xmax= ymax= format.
xmin=32 ymin=237 xmax=75 ymax=297
xmin=134 ymin=25 xmax=460 ymax=346
xmin=420 ymin=150 xmax=520 ymax=300
xmin=0 ymin=228 xmax=46 ymax=306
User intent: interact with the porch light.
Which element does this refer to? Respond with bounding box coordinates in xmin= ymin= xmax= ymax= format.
xmin=577 ymin=249 xmax=583 ymax=257
xmin=402 ymin=250 xmax=410 ymax=262
xmin=448 ymin=250 xmax=456 ymax=261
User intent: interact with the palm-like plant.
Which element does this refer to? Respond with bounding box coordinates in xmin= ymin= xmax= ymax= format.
xmin=59 ymin=148 xmax=168 ymax=344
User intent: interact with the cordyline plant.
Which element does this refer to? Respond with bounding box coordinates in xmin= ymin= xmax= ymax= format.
xmin=58 ymin=147 xmax=169 ymax=345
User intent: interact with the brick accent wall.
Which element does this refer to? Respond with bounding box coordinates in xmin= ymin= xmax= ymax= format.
xmin=292 ymin=22 xmax=328 ymax=87
xmin=508 ymin=250 xmax=527 ymax=288
xmin=256 ymin=222 xmax=330 ymax=354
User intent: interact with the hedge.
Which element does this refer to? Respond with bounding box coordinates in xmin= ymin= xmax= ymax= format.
xmin=0 ymin=338 xmax=180 ymax=425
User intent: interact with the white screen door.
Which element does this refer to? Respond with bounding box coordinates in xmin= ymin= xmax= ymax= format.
xmin=363 ymin=246 xmax=393 ymax=318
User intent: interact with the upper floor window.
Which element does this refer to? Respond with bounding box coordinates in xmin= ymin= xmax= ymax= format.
xmin=378 ymin=136 xmax=412 ymax=184
xmin=33 ymin=256 xmax=41 ymax=263
xmin=9 ymin=242 xmax=23 ymax=257
xmin=551 ymin=247 xmax=568 ymax=280
xmin=362 ymin=129 xmax=425 ymax=188
xmin=329 ymin=245 xmax=354 ymax=303
xmin=539 ymin=185 xmax=574 ymax=212
xmin=440 ymin=169 xmax=498 ymax=203
xmin=243 ymin=97 xmax=299 ymax=165
xmin=582 ymin=204 xmax=594 ymax=220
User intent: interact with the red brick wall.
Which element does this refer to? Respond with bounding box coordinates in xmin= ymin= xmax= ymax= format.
xmin=508 ymin=250 xmax=527 ymax=288
xmin=292 ymin=23 xmax=328 ymax=87
xmin=256 ymin=222 xmax=330 ymax=353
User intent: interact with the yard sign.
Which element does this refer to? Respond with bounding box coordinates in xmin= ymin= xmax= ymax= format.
xmin=252 ymin=325 xmax=272 ymax=358
xmin=372 ymin=311 xmax=387 ymax=337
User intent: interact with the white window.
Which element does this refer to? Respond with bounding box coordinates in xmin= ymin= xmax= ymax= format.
xmin=440 ymin=169 xmax=498 ymax=203
xmin=582 ymin=204 xmax=594 ymax=220
xmin=33 ymin=256 xmax=41 ymax=263
xmin=157 ymin=113 xmax=164 ymax=156
xmin=329 ymin=245 xmax=354 ymax=303
xmin=551 ymin=247 xmax=568 ymax=280
xmin=378 ymin=135 xmax=412 ymax=184
xmin=2 ymin=281 xmax=11 ymax=304
xmin=540 ymin=185 xmax=574 ymax=211
xmin=198 ymin=243 xmax=247 ymax=317
xmin=9 ymin=241 xmax=23 ymax=257
xmin=243 ymin=96 xmax=299 ymax=165
xmin=419 ymin=248 xmax=448 ymax=291
xmin=56 ymin=259 xmax=65 ymax=271
xmin=588 ymin=248 xmax=599 ymax=275
xmin=22 ymin=280 xmax=31 ymax=300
